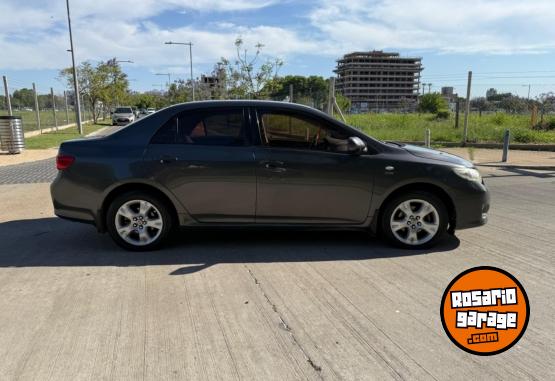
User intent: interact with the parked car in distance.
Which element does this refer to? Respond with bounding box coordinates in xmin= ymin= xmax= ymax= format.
xmin=51 ymin=101 xmax=489 ymax=251
xmin=146 ymin=108 xmax=156 ymax=115
xmin=111 ymin=106 xmax=135 ymax=125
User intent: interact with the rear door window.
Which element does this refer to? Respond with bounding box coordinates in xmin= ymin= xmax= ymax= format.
xmin=150 ymin=108 xmax=246 ymax=146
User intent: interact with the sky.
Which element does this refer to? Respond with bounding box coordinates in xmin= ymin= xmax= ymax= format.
xmin=2 ymin=0 xmax=555 ymax=98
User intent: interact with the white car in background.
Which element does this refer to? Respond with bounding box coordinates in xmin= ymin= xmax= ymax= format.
xmin=146 ymin=108 xmax=156 ymax=115
xmin=111 ymin=107 xmax=135 ymax=126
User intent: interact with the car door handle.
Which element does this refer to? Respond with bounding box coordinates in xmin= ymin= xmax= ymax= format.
xmin=262 ymin=161 xmax=286 ymax=173
xmin=159 ymin=155 xmax=178 ymax=164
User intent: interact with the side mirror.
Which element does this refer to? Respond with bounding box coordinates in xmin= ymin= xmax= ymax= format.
xmin=347 ymin=136 xmax=367 ymax=155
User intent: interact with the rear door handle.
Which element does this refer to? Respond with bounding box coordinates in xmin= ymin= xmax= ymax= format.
xmin=159 ymin=155 xmax=178 ymax=164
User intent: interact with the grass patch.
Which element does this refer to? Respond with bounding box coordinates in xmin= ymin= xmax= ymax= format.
xmin=25 ymin=123 xmax=107 ymax=149
xmin=0 ymin=109 xmax=96 ymax=132
xmin=345 ymin=112 xmax=555 ymax=144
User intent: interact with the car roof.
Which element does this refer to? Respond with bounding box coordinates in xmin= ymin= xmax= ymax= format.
xmin=163 ymin=100 xmax=322 ymax=113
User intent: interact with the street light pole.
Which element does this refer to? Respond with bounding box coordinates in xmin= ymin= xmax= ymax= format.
xmin=155 ymin=73 xmax=171 ymax=89
xmin=165 ymin=41 xmax=195 ymax=101
xmin=65 ymin=0 xmax=82 ymax=135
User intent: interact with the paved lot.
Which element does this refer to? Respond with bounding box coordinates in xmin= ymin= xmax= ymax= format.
xmin=0 ymin=165 xmax=554 ymax=380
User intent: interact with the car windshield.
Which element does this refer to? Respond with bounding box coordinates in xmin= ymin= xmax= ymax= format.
xmin=115 ymin=107 xmax=132 ymax=113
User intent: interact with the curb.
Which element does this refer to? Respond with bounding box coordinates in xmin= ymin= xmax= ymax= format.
xmin=400 ymin=141 xmax=555 ymax=152
xmin=476 ymin=164 xmax=555 ymax=171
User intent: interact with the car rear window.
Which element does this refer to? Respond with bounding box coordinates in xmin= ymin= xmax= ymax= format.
xmin=151 ymin=109 xmax=245 ymax=146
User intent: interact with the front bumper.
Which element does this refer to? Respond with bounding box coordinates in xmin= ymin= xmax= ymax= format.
xmin=454 ymin=182 xmax=490 ymax=229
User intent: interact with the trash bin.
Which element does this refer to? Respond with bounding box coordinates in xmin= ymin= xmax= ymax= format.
xmin=0 ymin=115 xmax=25 ymax=154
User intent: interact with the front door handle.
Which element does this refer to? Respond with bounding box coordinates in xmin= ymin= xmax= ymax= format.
xmin=262 ymin=161 xmax=286 ymax=173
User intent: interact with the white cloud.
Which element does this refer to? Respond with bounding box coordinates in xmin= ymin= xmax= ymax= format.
xmin=1 ymin=0 xmax=555 ymax=74
xmin=309 ymin=0 xmax=555 ymax=54
xmin=0 ymin=0 xmax=310 ymax=71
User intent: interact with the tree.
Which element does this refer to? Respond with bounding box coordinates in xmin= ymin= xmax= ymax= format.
xmin=471 ymin=97 xmax=491 ymax=116
xmin=418 ymin=93 xmax=447 ymax=113
xmin=11 ymin=88 xmax=34 ymax=109
xmin=536 ymin=92 xmax=555 ymax=124
xmin=335 ymin=92 xmax=351 ymax=113
xmin=218 ymin=37 xmax=283 ymax=99
xmin=499 ymin=95 xmax=527 ymax=114
xmin=263 ymin=75 xmax=329 ymax=108
xmin=59 ymin=58 xmax=129 ymax=123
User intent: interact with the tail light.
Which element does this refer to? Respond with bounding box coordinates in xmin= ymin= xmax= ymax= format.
xmin=56 ymin=154 xmax=75 ymax=170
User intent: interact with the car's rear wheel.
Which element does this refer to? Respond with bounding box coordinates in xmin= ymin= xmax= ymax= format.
xmin=381 ymin=191 xmax=448 ymax=249
xmin=106 ymin=191 xmax=172 ymax=251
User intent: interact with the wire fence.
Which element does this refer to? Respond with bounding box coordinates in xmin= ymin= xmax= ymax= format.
xmin=0 ymin=76 xmax=95 ymax=133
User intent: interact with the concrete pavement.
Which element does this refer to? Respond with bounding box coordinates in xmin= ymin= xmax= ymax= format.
xmin=0 ymin=166 xmax=554 ymax=380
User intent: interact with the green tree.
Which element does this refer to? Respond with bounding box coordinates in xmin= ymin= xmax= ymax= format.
xmin=335 ymin=92 xmax=351 ymax=113
xmin=499 ymin=95 xmax=527 ymax=114
xmin=59 ymin=58 xmax=129 ymax=123
xmin=418 ymin=93 xmax=447 ymax=113
xmin=537 ymin=92 xmax=555 ymax=124
xmin=218 ymin=37 xmax=283 ymax=99
xmin=263 ymin=75 xmax=329 ymax=108
xmin=471 ymin=97 xmax=491 ymax=116
xmin=11 ymin=88 xmax=35 ymax=109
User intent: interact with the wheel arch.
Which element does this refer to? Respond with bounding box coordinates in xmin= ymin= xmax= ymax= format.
xmin=97 ymin=182 xmax=181 ymax=232
xmin=373 ymin=182 xmax=457 ymax=234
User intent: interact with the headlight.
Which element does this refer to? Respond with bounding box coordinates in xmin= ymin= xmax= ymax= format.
xmin=453 ymin=166 xmax=482 ymax=183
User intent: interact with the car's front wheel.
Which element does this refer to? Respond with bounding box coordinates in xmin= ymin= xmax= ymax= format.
xmin=106 ymin=191 xmax=173 ymax=251
xmin=381 ymin=191 xmax=448 ymax=249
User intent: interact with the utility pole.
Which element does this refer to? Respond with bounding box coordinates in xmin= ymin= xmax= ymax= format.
xmin=462 ymin=71 xmax=472 ymax=145
xmin=50 ymin=87 xmax=58 ymax=131
xmin=66 ymin=0 xmax=83 ymax=134
xmin=81 ymin=94 xmax=86 ymax=121
xmin=3 ymin=75 xmax=12 ymax=116
xmin=64 ymin=90 xmax=69 ymax=124
xmin=289 ymin=84 xmax=294 ymax=103
xmin=33 ymin=83 xmax=41 ymax=133
xmin=165 ymin=41 xmax=194 ymax=101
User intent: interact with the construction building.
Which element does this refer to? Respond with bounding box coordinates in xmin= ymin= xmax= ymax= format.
xmin=334 ymin=51 xmax=423 ymax=112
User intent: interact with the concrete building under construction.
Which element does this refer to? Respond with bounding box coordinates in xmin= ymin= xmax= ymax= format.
xmin=335 ymin=51 xmax=422 ymax=112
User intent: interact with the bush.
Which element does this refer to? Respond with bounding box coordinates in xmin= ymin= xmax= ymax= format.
xmin=418 ymin=93 xmax=447 ymax=113
xmin=491 ymin=113 xmax=506 ymax=126
xmin=511 ymin=129 xmax=535 ymax=143
xmin=436 ymin=110 xmax=450 ymax=119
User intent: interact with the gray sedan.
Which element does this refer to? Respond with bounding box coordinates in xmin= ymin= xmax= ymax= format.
xmin=51 ymin=101 xmax=489 ymax=250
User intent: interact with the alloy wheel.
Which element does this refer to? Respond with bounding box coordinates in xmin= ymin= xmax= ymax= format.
xmin=115 ymin=200 xmax=164 ymax=246
xmin=390 ymin=199 xmax=440 ymax=246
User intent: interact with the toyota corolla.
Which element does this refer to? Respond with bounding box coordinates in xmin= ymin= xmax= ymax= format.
xmin=51 ymin=101 xmax=489 ymax=251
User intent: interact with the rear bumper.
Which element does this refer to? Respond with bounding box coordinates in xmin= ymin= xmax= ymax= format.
xmin=51 ymin=174 xmax=101 ymax=229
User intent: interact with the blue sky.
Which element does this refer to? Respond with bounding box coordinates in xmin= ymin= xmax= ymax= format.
xmin=2 ymin=0 xmax=555 ymax=98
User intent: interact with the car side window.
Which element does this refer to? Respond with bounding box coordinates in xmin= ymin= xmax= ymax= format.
xmin=151 ymin=109 xmax=246 ymax=146
xmin=258 ymin=110 xmax=349 ymax=152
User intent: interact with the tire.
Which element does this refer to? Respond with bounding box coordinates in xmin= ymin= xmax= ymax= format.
xmin=380 ymin=191 xmax=448 ymax=249
xmin=106 ymin=191 xmax=173 ymax=251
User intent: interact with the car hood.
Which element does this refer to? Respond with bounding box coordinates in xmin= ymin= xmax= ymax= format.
xmin=113 ymin=113 xmax=134 ymax=118
xmin=403 ymin=144 xmax=473 ymax=167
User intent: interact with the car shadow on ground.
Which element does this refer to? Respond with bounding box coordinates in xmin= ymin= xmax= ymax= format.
xmin=0 ymin=218 xmax=460 ymax=275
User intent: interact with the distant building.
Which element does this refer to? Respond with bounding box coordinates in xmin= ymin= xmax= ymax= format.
xmin=486 ymin=88 xmax=497 ymax=100
xmin=441 ymin=87 xmax=454 ymax=97
xmin=334 ymin=51 xmax=423 ymax=112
